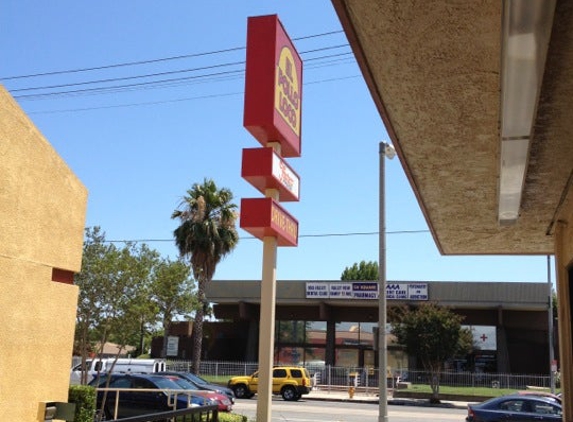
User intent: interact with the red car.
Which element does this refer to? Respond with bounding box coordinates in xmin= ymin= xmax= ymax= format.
xmin=162 ymin=375 xmax=233 ymax=412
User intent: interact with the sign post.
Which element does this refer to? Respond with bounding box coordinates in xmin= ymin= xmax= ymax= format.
xmin=241 ymin=15 xmax=302 ymax=422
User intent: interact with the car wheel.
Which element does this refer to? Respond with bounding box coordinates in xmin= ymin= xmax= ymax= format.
xmin=281 ymin=386 xmax=297 ymax=401
xmin=233 ymin=384 xmax=250 ymax=399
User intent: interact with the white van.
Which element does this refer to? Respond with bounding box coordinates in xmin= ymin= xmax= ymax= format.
xmin=70 ymin=358 xmax=166 ymax=385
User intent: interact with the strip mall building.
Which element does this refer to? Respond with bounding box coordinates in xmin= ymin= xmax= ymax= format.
xmin=203 ymin=279 xmax=552 ymax=375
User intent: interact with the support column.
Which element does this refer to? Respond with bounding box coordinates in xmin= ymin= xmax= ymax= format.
xmin=325 ymin=319 xmax=336 ymax=366
xmin=555 ymin=220 xmax=573 ymax=421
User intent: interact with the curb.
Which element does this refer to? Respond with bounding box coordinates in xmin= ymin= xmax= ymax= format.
xmin=305 ymin=394 xmax=468 ymax=410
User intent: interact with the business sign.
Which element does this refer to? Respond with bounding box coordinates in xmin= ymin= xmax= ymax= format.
xmin=166 ymin=336 xmax=179 ymax=357
xmin=241 ymin=147 xmax=300 ymax=201
xmin=240 ymin=197 xmax=298 ymax=246
xmin=243 ymin=14 xmax=303 ymax=158
xmin=305 ymin=282 xmax=428 ymax=300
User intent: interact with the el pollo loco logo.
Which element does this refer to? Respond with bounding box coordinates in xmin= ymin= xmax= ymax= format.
xmin=275 ymin=46 xmax=301 ymax=136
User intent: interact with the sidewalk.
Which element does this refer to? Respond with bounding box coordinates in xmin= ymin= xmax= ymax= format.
xmin=305 ymin=386 xmax=472 ymax=409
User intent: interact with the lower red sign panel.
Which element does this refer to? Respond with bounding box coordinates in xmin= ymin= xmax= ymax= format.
xmin=240 ymin=197 xmax=298 ymax=246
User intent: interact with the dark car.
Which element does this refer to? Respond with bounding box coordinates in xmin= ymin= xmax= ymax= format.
xmin=89 ymin=373 xmax=214 ymax=420
xmin=467 ymin=394 xmax=562 ymax=421
xmin=159 ymin=371 xmax=235 ymax=403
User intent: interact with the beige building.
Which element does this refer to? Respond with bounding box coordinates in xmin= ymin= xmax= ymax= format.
xmin=330 ymin=0 xmax=573 ymax=420
xmin=0 ymin=86 xmax=87 ymax=421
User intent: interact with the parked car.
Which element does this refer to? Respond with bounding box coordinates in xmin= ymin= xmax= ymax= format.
xmin=516 ymin=390 xmax=561 ymax=403
xmin=159 ymin=371 xmax=235 ymax=403
xmin=466 ymin=394 xmax=562 ymax=421
xmin=71 ymin=357 xmax=166 ymax=385
xmin=228 ymin=366 xmax=312 ymax=401
xmin=160 ymin=374 xmax=233 ymax=412
xmin=89 ymin=373 xmax=215 ymax=420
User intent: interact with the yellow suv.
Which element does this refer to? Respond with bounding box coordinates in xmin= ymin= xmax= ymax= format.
xmin=227 ymin=366 xmax=312 ymax=401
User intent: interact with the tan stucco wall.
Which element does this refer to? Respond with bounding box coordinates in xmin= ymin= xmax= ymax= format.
xmin=0 ymin=85 xmax=87 ymax=421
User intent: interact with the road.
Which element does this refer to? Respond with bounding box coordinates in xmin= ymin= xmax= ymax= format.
xmin=231 ymin=398 xmax=467 ymax=422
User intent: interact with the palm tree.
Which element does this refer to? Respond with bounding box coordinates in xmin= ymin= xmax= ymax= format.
xmin=171 ymin=178 xmax=239 ymax=373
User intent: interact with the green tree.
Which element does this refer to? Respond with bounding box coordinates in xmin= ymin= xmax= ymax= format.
xmin=172 ymin=178 xmax=239 ymax=373
xmin=74 ymin=227 xmax=166 ymax=383
xmin=391 ymin=302 xmax=471 ymax=403
xmin=341 ymin=260 xmax=379 ymax=280
xmin=150 ymin=257 xmax=198 ymax=357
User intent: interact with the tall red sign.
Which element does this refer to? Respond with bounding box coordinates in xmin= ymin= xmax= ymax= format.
xmin=241 ymin=14 xmax=302 ymax=247
xmin=243 ymin=15 xmax=303 ymax=158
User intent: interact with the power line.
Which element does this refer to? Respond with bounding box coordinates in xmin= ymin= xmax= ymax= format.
xmin=26 ymin=75 xmax=362 ymax=115
xmin=11 ymin=51 xmax=353 ymax=101
xmin=0 ymin=30 xmax=345 ymax=81
xmin=105 ymin=229 xmax=430 ymax=244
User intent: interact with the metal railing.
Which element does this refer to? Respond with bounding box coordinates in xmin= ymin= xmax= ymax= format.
xmin=95 ymin=387 xmax=217 ymax=421
xmin=102 ymin=405 xmax=218 ymax=422
xmin=167 ymin=360 xmax=554 ymax=392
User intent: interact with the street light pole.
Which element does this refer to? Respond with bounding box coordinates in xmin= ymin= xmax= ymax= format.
xmin=379 ymin=141 xmax=395 ymax=422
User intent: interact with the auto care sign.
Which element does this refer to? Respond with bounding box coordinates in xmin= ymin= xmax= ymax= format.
xmin=243 ymin=14 xmax=303 ymax=158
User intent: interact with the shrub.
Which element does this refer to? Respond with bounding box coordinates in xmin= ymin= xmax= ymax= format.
xmin=68 ymin=385 xmax=96 ymax=422
xmin=219 ymin=412 xmax=249 ymax=422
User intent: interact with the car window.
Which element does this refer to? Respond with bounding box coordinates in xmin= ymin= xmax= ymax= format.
xmin=531 ymin=401 xmax=561 ymax=416
xmin=132 ymin=378 xmax=154 ymax=389
xmin=499 ymin=399 xmax=525 ymax=412
xmin=152 ymin=377 xmax=183 ymax=390
xmin=109 ymin=378 xmax=132 ymax=388
xmin=290 ymin=369 xmax=302 ymax=378
xmin=273 ymin=369 xmax=287 ymax=378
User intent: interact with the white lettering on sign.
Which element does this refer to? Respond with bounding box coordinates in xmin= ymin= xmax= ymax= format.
xmin=272 ymin=153 xmax=299 ymax=199
xmin=386 ymin=283 xmax=408 ymax=299
xmin=305 ymin=282 xmax=428 ymax=300
xmin=407 ymin=283 xmax=428 ymax=300
xmin=306 ymin=282 xmax=329 ymax=298
xmin=329 ymin=283 xmax=353 ymax=298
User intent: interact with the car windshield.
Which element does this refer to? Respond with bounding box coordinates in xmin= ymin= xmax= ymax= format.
xmin=171 ymin=378 xmax=197 ymax=390
xmin=150 ymin=376 xmax=185 ymax=390
xmin=186 ymin=373 xmax=208 ymax=385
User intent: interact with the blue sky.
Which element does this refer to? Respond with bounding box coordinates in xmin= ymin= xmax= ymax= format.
xmin=2 ymin=1 xmax=554 ymax=284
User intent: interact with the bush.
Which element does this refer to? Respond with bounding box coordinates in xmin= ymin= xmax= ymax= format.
xmin=68 ymin=385 xmax=96 ymax=422
xmin=219 ymin=412 xmax=249 ymax=422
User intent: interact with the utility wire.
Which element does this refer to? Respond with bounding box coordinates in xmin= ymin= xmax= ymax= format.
xmin=11 ymin=51 xmax=353 ymax=100
xmin=13 ymin=52 xmax=355 ymax=102
xmin=26 ymin=75 xmax=362 ymax=115
xmin=0 ymin=30 xmax=345 ymax=81
xmin=106 ymin=229 xmax=430 ymax=244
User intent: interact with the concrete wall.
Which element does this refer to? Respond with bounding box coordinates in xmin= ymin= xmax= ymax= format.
xmin=0 ymin=86 xmax=87 ymax=421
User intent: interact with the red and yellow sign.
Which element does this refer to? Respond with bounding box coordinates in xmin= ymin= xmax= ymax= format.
xmin=243 ymin=14 xmax=303 ymax=158
xmin=240 ymin=197 xmax=298 ymax=246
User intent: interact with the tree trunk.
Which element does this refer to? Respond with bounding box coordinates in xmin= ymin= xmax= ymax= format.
xmin=192 ymin=283 xmax=207 ymax=374
xmin=192 ymin=307 xmax=204 ymax=373
xmin=429 ymin=371 xmax=441 ymax=403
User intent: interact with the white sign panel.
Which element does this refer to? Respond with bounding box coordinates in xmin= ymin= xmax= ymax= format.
xmin=472 ymin=326 xmax=496 ymax=351
xmin=305 ymin=282 xmax=428 ymax=300
xmin=329 ymin=283 xmax=353 ymax=298
xmin=272 ymin=152 xmax=300 ymax=200
xmin=306 ymin=282 xmax=329 ymax=298
xmin=407 ymin=283 xmax=428 ymax=300
xmin=386 ymin=283 xmax=408 ymax=300
xmin=166 ymin=336 xmax=179 ymax=357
